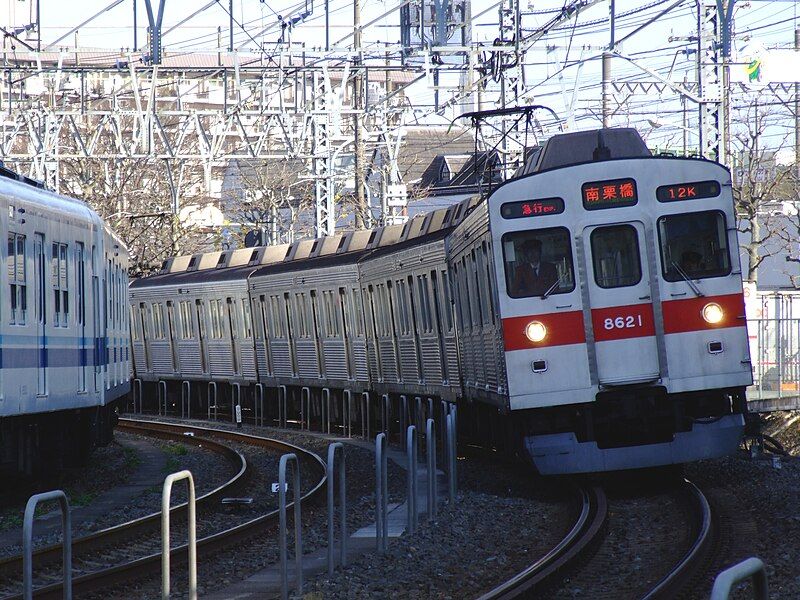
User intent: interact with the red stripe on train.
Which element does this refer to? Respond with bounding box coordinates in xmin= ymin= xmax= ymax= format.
xmin=591 ymin=303 xmax=656 ymax=341
xmin=661 ymin=293 xmax=746 ymax=334
xmin=502 ymin=310 xmax=585 ymax=351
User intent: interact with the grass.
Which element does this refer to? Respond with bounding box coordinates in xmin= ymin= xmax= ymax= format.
xmin=70 ymin=491 xmax=98 ymax=507
xmin=123 ymin=446 xmax=142 ymax=469
xmin=161 ymin=443 xmax=189 ymax=457
xmin=0 ymin=513 xmax=23 ymax=531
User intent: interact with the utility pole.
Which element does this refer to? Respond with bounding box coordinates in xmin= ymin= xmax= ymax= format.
xmin=229 ymin=0 xmax=234 ymax=52
xmin=681 ymin=75 xmax=689 ymax=156
xmin=325 ymin=0 xmax=329 ymax=51
xmin=143 ymin=0 xmax=166 ymax=64
xmin=353 ymin=0 xmax=367 ymax=229
xmin=133 ymin=0 xmax=138 ymax=49
xmin=795 ymin=27 xmax=799 ymax=183
xmin=601 ymin=0 xmax=615 ymax=127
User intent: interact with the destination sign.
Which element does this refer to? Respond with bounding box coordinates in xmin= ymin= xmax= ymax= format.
xmin=581 ymin=178 xmax=638 ymax=210
xmin=656 ymin=180 xmax=721 ymax=202
xmin=500 ymin=198 xmax=565 ymax=219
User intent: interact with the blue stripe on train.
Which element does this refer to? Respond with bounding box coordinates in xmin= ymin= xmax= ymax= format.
xmin=0 ymin=336 xmax=126 ymax=369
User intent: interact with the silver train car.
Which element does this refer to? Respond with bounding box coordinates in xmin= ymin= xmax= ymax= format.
xmin=130 ymin=128 xmax=751 ymax=474
xmin=0 ymin=166 xmax=129 ymax=474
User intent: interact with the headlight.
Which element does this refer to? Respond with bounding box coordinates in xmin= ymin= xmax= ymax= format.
xmin=702 ymin=302 xmax=724 ymax=324
xmin=525 ymin=320 xmax=547 ymax=343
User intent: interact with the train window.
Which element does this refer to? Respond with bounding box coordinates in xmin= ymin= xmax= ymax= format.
xmin=242 ymin=300 xmax=253 ymax=338
xmin=502 ymin=228 xmax=575 ymax=298
xmin=458 ymin=257 xmax=472 ymax=330
xmin=590 ymin=226 xmax=642 ymax=288
xmin=440 ymin=270 xmax=453 ymax=332
xmin=130 ymin=307 xmax=140 ymax=340
xmin=210 ymin=299 xmax=224 ymax=339
xmin=227 ymin=298 xmax=239 ymax=339
xmin=75 ymin=243 xmax=85 ymax=327
xmin=321 ymin=290 xmax=337 ymax=337
xmin=152 ymin=303 xmax=166 ymax=340
xmin=179 ymin=301 xmax=194 ymax=339
xmin=393 ymin=281 xmax=407 ymax=335
xmin=658 ymin=211 xmax=732 ymax=282
xmin=294 ymin=293 xmax=310 ymax=338
xmin=470 ymin=250 xmax=483 ymax=326
xmin=270 ymin=295 xmax=284 ymax=338
xmin=417 ymin=275 xmax=433 ymax=333
xmin=379 ymin=283 xmax=392 ymax=336
xmin=8 ymin=233 xmax=27 ymax=325
xmin=352 ymin=288 xmax=364 ymax=336
xmin=52 ymin=243 xmax=69 ymax=327
xmin=482 ymin=243 xmax=496 ymax=325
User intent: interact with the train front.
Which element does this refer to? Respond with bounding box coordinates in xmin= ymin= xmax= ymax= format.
xmin=491 ymin=129 xmax=751 ymax=474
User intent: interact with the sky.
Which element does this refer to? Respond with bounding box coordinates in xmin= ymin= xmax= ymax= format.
xmin=8 ymin=0 xmax=800 ymax=154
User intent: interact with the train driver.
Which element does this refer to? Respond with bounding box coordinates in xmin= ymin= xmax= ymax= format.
xmin=680 ymin=250 xmax=704 ymax=276
xmin=512 ymin=238 xmax=559 ymax=297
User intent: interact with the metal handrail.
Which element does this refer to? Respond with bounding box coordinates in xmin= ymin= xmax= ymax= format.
xmin=326 ymin=442 xmax=347 ymax=574
xmin=23 ymin=490 xmax=72 ymax=600
xmin=161 ymin=470 xmax=197 ymax=600
xmin=710 ymin=557 xmax=768 ymax=600
xmin=278 ymin=453 xmax=302 ymax=599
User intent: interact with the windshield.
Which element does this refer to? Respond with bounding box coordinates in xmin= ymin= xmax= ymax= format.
xmin=658 ymin=211 xmax=731 ymax=282
xmin=502 ymin=227 xmax=575 ymax=298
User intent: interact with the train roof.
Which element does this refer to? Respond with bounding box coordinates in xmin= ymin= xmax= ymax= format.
xmin=0 ymin=165 xmax=102 ymax=226
xmin=517 ymin=127 xmax=651 ymax=176
xmin=133 ymin=193 xmax=483 ymax=290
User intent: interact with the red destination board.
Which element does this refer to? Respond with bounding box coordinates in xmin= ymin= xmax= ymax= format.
xmin=581 ymin=178 xmax=638 ymax=210
xmin=656 ymin=180 xmax=720 ymax=202
xmin=501 ymin=197 xmax=565 ymax=219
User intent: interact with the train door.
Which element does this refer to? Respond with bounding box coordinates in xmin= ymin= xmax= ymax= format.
xmin=34 ymin=234 xmax=47 ymax=396
xmin=166 ymin=300 xmax=178 ymax=372
xmin=258 ymin=295 xmax=272 ymax=376
xmin=139 ymin=302 xmax=151 ymax=372
xmin=225 ymin=298 xmax=240 ymax=375
xmin=92 ymin=246 xmax=102 ymax=392
xmin=195 ymin=300 xmax=208 ymax=373
xmin=430 ymin=271 xmax=449 ymax=384
xmin=583 ymin=222 xmax=660 ymax=384
xmin=309 ymin=290 xmax=323 ymax=376
xmin=76 ymin=243 xmax=87 ymax=391
xmin=284 ymin=292 xmax=298 ymax=377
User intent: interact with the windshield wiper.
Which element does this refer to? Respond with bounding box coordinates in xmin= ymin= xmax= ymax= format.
xmin=671 ymin=260 xmax=704 ymax=297
xmin=541 ymin=273 xmax=567 ymax=299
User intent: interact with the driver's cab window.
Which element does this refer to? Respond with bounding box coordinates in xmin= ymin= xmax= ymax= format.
xmin=502 ymin=227 xmax=575 ymax=298
xmin=658 ymin=211 xmax=732 ymax=282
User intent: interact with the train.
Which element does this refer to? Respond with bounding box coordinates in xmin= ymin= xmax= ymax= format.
xmin=0 ymin=165 xmax=129 ymax=475
xmin=129 ymin=126 xmax=752 ymax=474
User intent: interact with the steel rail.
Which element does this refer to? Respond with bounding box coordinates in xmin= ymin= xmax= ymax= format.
xmin=639 ymin=479 xmax=714 ymax=600
xmin=0 ymin=419 xmax=326 ymax=600
xmin=476 ymin=484 xmax=608 ymax=600
xmin=0 ymin=421 xmax=248 ymax=587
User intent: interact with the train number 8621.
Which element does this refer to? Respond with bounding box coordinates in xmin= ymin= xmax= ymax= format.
xmin=604 ymin=315 xmax=644 ymax=330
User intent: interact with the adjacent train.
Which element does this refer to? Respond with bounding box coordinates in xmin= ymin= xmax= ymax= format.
xmin=0 ymin=166 xmax=129 ymax=474
xmin=130 ymin=127 xmax=751 ymax=474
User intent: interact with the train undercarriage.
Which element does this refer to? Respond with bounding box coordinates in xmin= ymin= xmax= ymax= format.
xmin=0 ymin=401 xmax=119 ymax=476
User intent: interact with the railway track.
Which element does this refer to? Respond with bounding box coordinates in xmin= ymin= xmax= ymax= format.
xmin=475 ymin=476 xmax=716 ymax=600
xmin=640 ymin=479 xmax=715 ymax=600
xmin=477 ymin=484 xmax=608 ymax=600
xmin=0 ymin=419 xmax=326 ymax=600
